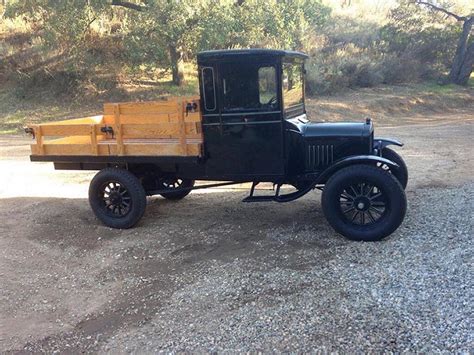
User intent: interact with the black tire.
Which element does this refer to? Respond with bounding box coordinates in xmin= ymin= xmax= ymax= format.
xmin=89 ymin=168 xmax=147 ymax=229
xmin=321 ymin=165 xmax=406 ymax=241
xmin=159 ymin=178 xmax=195 ymax=200
xmin=380 ymin=147 xmax=408 ymax=189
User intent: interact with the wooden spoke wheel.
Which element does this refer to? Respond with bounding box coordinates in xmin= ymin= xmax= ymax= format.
xmin=89 ymin=168 xmax=146 ymax=229
xmin=322 ymin=165 xmax=406 ymax=241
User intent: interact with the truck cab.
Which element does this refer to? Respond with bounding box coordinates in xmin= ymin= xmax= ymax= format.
xmin=198 ymin=49 xmax=305 ymax=180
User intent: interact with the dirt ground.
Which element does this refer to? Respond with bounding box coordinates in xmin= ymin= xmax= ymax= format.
xmin=0 ymin=111 xmax=473 ymax=351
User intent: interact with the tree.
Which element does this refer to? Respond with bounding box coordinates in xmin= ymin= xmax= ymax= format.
xmin=122 ymin=0 xmax=212 ymax=86
xmin=125 ymin=0 xmax=329 ymax=85
xmin=415 ymin=0 xmax=473 ymax=85
xmin=4 ymin=0 xmax=330 ymax=88
xmin=198 ymin=0 xmax=330 ymax=51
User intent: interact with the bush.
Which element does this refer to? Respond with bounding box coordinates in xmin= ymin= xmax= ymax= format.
xmin=306 ymin=44 xmax=387 ymax=95
xmin=10 ymin=70 xmax=81 ymax=99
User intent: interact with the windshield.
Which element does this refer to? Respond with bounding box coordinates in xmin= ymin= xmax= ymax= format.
xmin=282 ymin=62 xmax=304 ymax=111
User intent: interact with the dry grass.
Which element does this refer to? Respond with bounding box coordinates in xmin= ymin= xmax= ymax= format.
xmin=307 ymin=83 xmax=474 ymax=126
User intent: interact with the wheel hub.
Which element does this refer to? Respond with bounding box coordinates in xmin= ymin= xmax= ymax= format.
xmin=100 ymin=180 xmax=132 ymax=217
xmin=354 ymin=197 xmax=370 ymax=211
xmin=338 ymin=183 xmax=387 ymax=226
xmin=109 ymin=192 xmax=122 ymax=205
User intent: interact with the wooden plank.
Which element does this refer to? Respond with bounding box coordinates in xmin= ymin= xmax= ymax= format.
xmin=40 ymin=124 xmax=93 ymax=136
xmin=184 ymin=112 xmax=201 ymax=123
xmin=104 ymin=114 xmax=173 ymax=125
xmin=103 ymin=98 xmax=201 ymax=119
xmin=103 ymin=113 xmax=171 ymax=125
xmin=104 ymin=100 xmax=180 ymax=115
xmin=103 ymin=112 xmax=200 ymax=124
xmin=35 ymin=143 xmax=202 ymax=157
xmin=106 ymin=143 xmax=201 ymax=156
xmin=122 ymin=124 xmax=177 ymax=138
xmin=120 ymin=122 xmax=200 ymax=138
xmin=90 ymin=125 xmax=98 ymax=155
xmin=43 ymin=144 xmax=94 ymax=156
xmin=114 ymin=104 xmax=124 ymax=155
xmin=98 ymin=138 xmax=203 ymax=145
xmin=178 ymin=99 xmax=187 ymax=155
xmin=33 ymin=138 xmax=202 ymax=157
xmin=30 ymin=144 xmax=39 ymax=155
xmin=42 ymin=144 xmax=110 ymax=156
xmin=35 ymin=125 xmax=44 ymax=155
xmin=43 ymin=135 xmax=107 ymax=144
xmin=40 ymin=115 xmax=104 ymax=126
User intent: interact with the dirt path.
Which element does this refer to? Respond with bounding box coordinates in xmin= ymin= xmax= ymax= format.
xmin=0 ymin=116 xmax=473 ymax=352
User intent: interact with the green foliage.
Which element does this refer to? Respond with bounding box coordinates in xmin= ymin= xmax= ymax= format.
xmin=0 ymin=0 xmax=469 ymax=97
xmin=381 ymin=0 xmax=461 ymax=74
xmin=304 ymin=0 xmax=467 ymax=94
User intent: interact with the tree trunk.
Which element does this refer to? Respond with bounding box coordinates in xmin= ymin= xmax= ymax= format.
xmin=169 ymin=45 xmax=185 ymax=86
xmin=456 ymin=41 xmax=474 ymax=85
xmin=447 ymin=17 xmax=473 ymax=85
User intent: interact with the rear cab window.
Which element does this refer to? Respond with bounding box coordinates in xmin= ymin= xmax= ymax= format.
xmin=201 ymin=67 xmax=216 ymax=111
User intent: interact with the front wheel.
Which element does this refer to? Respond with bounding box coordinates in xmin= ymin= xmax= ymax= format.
xmin=321 ymin=165 xmax=406 ymax=241
xmin=89 ymin=168 xmax=147 ymax=229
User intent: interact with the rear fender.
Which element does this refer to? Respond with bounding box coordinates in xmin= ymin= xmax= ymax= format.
xmin=317 ymin=155 xmax=400 ymax=184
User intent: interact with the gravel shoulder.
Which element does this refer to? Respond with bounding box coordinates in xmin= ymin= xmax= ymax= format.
xmin=0 ymin=118 xmax=473 ymax=352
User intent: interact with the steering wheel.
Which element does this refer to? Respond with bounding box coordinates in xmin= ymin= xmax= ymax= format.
xmin=266 ymin=96 xmax=277 ymax=106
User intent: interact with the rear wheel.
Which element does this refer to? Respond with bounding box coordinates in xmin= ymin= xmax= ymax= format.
xmin=89 ymin=168 xmax=147 ymax=229
xmin=379 ymin=147 xmax=408 ymax=189
xmin=159 ymin=178 xmax=195 ymax=200
xmin=321 ymin=165 xmax=406 ymax=241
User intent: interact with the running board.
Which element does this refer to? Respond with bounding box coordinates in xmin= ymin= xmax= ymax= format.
xmin=242 ymin=181 xmax=281 ymax=203
xmin=242 ymin=195 xmax=275 ymax=202
xmin=242 ymin=181 xmax=318 ymax=203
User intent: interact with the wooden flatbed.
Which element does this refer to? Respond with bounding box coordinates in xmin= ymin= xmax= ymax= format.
xmin=27 ymin=97 xmax=203 ymax=158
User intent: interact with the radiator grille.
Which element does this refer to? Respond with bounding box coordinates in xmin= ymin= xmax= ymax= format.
xmin=307 ymin=144 xmax=334 ymax=169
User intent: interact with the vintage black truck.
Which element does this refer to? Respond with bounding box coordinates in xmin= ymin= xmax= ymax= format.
xmin=26 ymin=49 xmax=408 ymax=241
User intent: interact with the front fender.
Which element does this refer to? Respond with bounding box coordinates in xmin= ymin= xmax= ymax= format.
xmin=276 ymin=155 xmax=399 ymax=203
xmin=317 ymin=155 xmax=400 ymax=184
xmin=373 ymin=137 xmax=403 ymax=151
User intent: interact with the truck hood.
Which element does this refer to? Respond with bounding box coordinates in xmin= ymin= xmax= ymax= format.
xmin=301 ymin=121 xmax=373 ymax=138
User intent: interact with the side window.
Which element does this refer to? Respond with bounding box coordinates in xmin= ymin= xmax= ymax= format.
xmin=258 ymin=66 xmax=277 ymax=107
xmin=201 ymin=67 xmax=216 ymax=111
xmin=221 ymin=64 xmax=278 ymax=112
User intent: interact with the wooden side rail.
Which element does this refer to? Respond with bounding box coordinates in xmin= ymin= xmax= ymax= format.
xmin=29 ymin=97 xmax=203 ymax=157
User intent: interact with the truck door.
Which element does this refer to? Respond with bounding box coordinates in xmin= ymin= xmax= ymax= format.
xmin=201 ymin=61 xmax=284 ymax=179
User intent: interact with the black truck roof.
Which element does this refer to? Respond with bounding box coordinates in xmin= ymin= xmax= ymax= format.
xmin=197 ymin=49 xmax=308 ymax=63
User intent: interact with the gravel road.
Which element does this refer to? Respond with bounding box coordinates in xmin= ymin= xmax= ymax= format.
xmin=0 ymin=117 xmax=473 ymax=352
